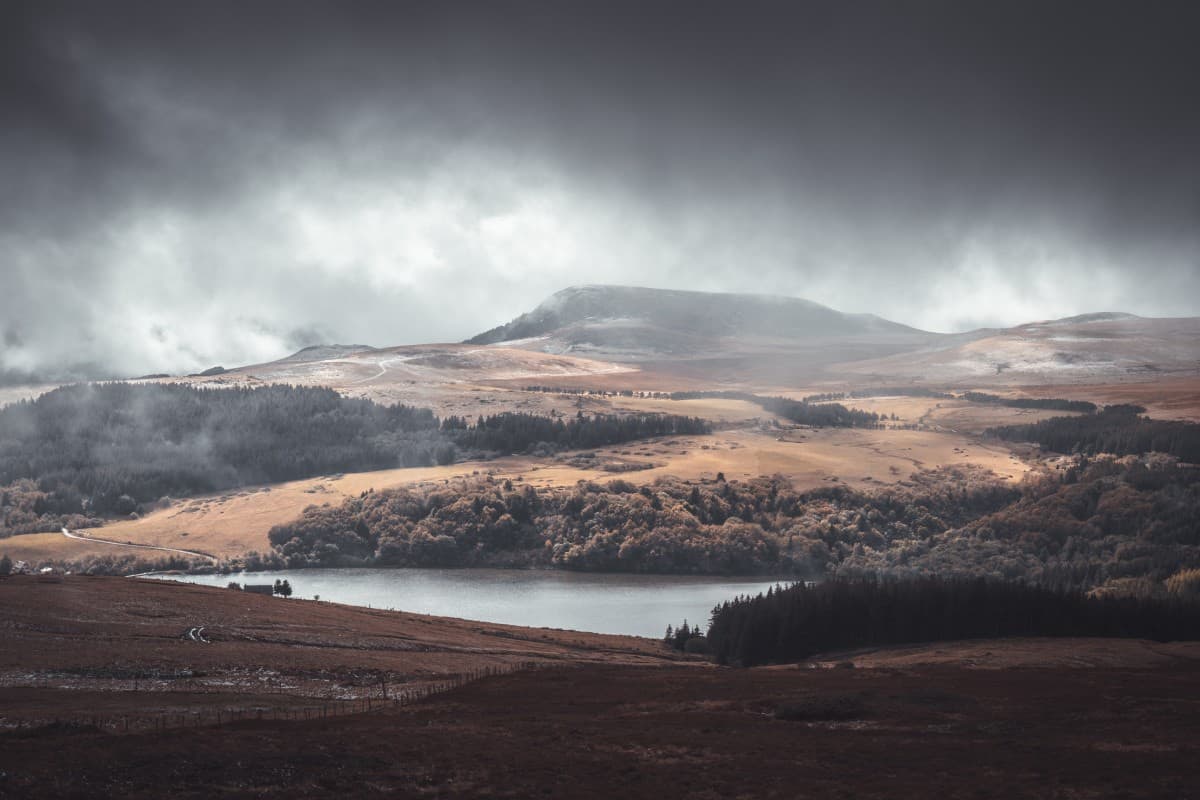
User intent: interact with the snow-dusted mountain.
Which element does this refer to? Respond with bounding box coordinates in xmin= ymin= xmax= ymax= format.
xmin=466 ymin=285 xmax=937 ymax=360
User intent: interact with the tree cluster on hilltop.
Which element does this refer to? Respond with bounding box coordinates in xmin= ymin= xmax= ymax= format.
xmin=961 ymin=392 xmax=1096 ymax=413
xmin=0 ymin=383 xmax=443 ymax=526
xmin=0 ymin=384 xmax=718 ymax=538
xmin=441 ymin=412 xmax=709 ymax=455
xmin=753 ymin=395 xmax=879 ymax=427
xmin=662 ymin=391 xmax=881 ymax=427
xmin=801 ymin=388 xmax=954 ymax=402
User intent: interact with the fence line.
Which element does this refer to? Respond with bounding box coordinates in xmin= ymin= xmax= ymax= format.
xmin=13 ymin=660 xmax=560 ymax=735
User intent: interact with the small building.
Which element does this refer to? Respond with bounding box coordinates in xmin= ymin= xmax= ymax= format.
xmin=243 ymin=584 xmax=274 ymax=595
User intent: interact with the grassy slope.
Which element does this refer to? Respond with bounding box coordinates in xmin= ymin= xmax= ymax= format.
xmin=1 ymin=425 xmax=1029 ymax=564
xmin=0 ymin=577 xmax=1197 ymax=798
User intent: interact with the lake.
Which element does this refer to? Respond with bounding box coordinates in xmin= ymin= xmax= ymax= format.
xmin=151 ymin=568 xmax=791 ymax=638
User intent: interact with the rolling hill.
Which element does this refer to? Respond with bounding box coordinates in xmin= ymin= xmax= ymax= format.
xmin=838 ymin=313 xmax=1200 ymax=387
xmin=461 ymin=286 xmax=1200 ymax=391
xmin=465 ymin=284 xmax=940 ymax=360
xmin=101 ymin=286 xmax=1200 ymax=408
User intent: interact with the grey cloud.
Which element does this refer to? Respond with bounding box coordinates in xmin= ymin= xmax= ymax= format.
xmin=2 ymin=0 xmax=1199 ymax=377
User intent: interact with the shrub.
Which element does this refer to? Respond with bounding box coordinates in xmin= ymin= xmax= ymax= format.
xmin=774 ymin=694 xmax=867 ymax=721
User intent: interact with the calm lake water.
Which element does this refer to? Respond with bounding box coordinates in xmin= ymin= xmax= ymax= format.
xmin=151 ymin=568 xmax=791 ymax=638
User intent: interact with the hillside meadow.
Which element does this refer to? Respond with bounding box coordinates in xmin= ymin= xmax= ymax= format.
xmin=2 ymin=425 xmax=1028 ymax=565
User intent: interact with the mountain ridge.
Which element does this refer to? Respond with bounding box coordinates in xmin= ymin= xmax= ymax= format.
xmin=466 ymin=285 xmax=929 ymax=354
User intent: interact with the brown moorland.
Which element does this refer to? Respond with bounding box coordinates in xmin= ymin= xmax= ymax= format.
xmin=0 ymin=575 xmax=683 ymax=729
xmin=0 ymin=575 xmax=1197 ymax=798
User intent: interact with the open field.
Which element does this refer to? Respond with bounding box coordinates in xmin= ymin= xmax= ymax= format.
xmin=0 ymin=579 xmax=1196 ymax=800
xmin=1 ymin=426 xmax=1030 ymax=565
xmin=0 ymin=575 xmax=682 ymax=726
xmin=4 ymin=343 xmax=1194 ymax=571
xmin=832 ymin=315 xmax=1200 ymax=387
xmin=616 ymin=426 xmax=1028 ymax=486
xmin=6 ymin=666 xmax=1198 ymax=800
xmin=804 ymin=637 xmax=1200 ymax=670
xmin=1016 ymin=376 xmax=1200 ymax=422
xmin=917 ymin=400 xmax=1083 ymax=433
xmin=0 ymin=532 xmax=167 ymax=565
xmin=128 ymin=313 xmax=1200 ymax=419
xmin=154 ymin=344 xmax=640 ymax=416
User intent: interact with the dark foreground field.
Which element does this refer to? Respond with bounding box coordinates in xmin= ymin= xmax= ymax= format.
xmin=3 ymin=657 xmax=1200 ymax=798
xmin=1 ymin=577 xmax=1199 ymax=798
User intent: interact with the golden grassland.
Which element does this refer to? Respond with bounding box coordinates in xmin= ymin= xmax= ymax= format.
xmin=5 ymin=375 xmax=1192 ymax=567
xmin=1 ymin=423 xmax=1030 ymax=564
xmin=1020 ymin=376 xmax=1200 ymax=422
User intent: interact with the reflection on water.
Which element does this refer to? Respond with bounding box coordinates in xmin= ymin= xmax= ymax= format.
xmin=151 ymin=568 xmax=791 ymax=638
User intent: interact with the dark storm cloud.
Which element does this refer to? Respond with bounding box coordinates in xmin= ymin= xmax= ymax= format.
xmin=3 ymin=0 xmax=1199 ymax=376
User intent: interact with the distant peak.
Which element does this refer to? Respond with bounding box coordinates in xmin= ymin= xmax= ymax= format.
xmin=465 ymin=284 xmax=926 ymax=348
xmin=549 ymin=284 xmax=826 ymax=305
xmin=1058 ymin=312 xmax=1138 ymax=323
xmin=279 ymin=344 xmax=376 ymax=363
xmin=1034 ymin=312 xmax=1141 ymax=326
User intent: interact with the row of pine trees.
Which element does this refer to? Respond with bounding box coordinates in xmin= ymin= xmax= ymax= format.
xmin=704 ymin=576 xmax=1200 ymax=666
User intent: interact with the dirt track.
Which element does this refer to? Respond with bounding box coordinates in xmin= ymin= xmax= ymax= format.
xmin=61 ymin=526 xmax=217 ymax=564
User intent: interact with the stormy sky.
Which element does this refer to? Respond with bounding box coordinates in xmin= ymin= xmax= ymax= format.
xmin=3 ymin=0 xmax=1199 ymax=378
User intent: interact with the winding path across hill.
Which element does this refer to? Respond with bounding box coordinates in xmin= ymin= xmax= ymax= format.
xmin=61 ymin=527 xmax=218 ymax=565
xmin=349 ymin=355 xmax=417 ymax=385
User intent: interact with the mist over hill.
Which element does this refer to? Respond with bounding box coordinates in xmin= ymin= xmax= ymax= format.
xmin=468 ymin=285 xmax=926 ymax=342
xmin=466 ymin=285 xmax=937 ymax=359
xmin=126 ymin=285 xmax=1197 ymax=397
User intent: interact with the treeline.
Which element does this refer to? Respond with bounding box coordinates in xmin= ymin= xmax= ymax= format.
xmin=521 ymin=383 xmax=1094 ymax=416
xmin=663 ymin=391 xmax=880 ymax=427
xmin=0 ymin=550 xmax=205 ymax=577
xmin=962 ymin=392 xmax=1097 ymax=413
xmin=266 ymin=455 xmax=1200 ymax=592
xmin=989 ymin=405 xmax=1200 ymax=463
xmin=523 ymin=385 xmax=647 ymax=398
xmin=523 ymin=385 xmax=922 ymax=428
xmin=0 ymin=383 xmax=444 ymax=524
xmin=267 ymin=468 xmax=1019 ymax=573
xmin=0 ymin=384 xmax=724 ymax=539
xmin=753 ymin=395 xmax=879 ymax=427
xmin=705 ymin=576 xmax=1200 ymax=666
xmin=802 ymin=388 xmax=1094 ymax=412
xmin=442 ymin=412 xmax=710 ymax=455
xmin=802 ymin=388 xmax=953 ymax=402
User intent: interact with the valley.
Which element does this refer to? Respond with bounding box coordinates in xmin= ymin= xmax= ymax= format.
xmin=10 ymin=4 xmax=1200 ymax=794
xmin=0 ymin=287 xmax=1196 ymax=800
xmin=2 ymin=422 xmax=1028 ymax=565
xmin=3 ymin=287 xmax=1197 ymax=582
